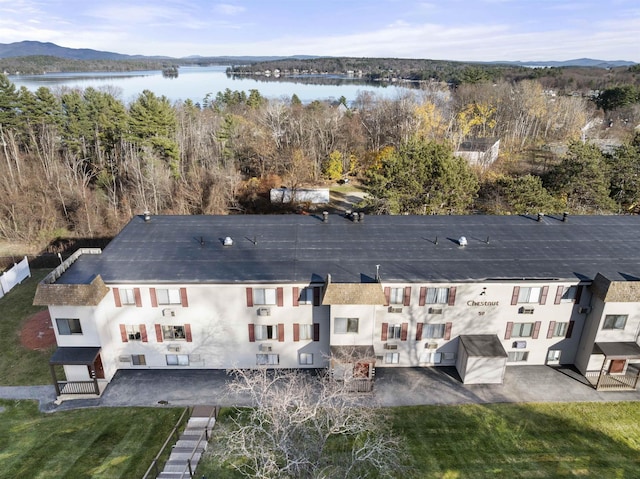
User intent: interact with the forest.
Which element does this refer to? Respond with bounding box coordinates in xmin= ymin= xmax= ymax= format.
xmin=1 ymin=71 xmax=639 ymax=249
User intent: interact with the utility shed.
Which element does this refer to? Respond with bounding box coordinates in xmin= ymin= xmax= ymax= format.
xmin=457 ymin=335 xmax=508 ymax=384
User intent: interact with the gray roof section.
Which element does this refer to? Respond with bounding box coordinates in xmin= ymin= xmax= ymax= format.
xmin=56 ymin=214 xmax=640 ymax=285
xmin=460 ymin=335 xmax=508 ymax=358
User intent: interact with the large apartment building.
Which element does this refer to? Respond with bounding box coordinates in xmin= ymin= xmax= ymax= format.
xmin=34 ymin=213 xmax=640 ymax=397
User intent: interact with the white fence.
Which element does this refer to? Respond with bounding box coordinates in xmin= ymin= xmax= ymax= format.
xmin=0 ymin=256 xmax=31 ymax=299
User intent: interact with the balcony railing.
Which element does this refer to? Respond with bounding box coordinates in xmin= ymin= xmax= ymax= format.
xmin=585 ymin=367 xmax=640 ymax=391
xmin=56 ymin=380 xmax=100 ymax=395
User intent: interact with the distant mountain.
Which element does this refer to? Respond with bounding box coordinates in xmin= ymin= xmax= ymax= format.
xmin=0 ymin=40 xmax=158 ymax=60
xmin=495 ymin=58 xmax=636 ymax=68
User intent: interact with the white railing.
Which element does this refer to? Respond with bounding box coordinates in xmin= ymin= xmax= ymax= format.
xmin=40 ymin=248 xmax=102 ymax=285
xmin=0 ymin=256 xmax=30 ymax=298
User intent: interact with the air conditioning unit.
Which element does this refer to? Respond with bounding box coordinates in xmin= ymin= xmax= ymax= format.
xmin=426 ymin=342 xmax=438 ymax=350
xmin=257 ymin=307 xmax=271 ymax=316
xmin=167 ymin=344 xmax=181 ymax=352
xmin=260 ymin=343 xmax=273 ymax=352
xmin=578 ymin=306 xmax=592 ymax=314
xmin=388 ymin=306 xmax=403 ymax=313
xmin=429 ymin=307 xmax=443 ymax=315
xmin=163 ymin=308 xmax=176 ymax=317
xmin=519 ymin=307 xmax=535 ymax=315
xmin=375 ymin=355 xmax=384 ymax=361
xmin=384 ymin=343 xmax=398 ymax=350
xmin=118 ymin=356 xmax=131 ymax=362
xmin=513 ymin=341 xmax=527 ymax=349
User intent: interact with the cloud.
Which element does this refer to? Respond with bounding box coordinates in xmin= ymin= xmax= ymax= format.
xmin=214 ymin=3 xmax=246 ymax=15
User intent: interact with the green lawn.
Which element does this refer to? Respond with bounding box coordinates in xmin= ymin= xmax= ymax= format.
xmin=198 ymin=402 xmax=640 ymax=478
xmin=0 ymin=399 xmax=184 ymax=479
xmin=0 ymin=269 xmax=53 ymax=385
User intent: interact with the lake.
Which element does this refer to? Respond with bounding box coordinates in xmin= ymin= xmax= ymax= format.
xmin=9 ymin=65 xmax=415 ymax=106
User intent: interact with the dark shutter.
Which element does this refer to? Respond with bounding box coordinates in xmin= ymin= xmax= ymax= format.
xmin=419 ymin=287 xmax=427 ymax=306
xmin=119 ymin=324 xmax=128 ymax=342
xmin=448 ymin=287 xmax=457 ymax=306
xmin=532 ymin=321 xmax=541 ymax=339
xmin=547 ymin=321 xmax=556 ymax=339
xmin=511 ymin=287 xmax=520 ymax=305
xmin=566 ymin=321 xmax=575 ymax=338
xmin=278 ymin=323 xmax=285 ymax=342
xmin=313 ymin=323 xmax=320 ymax=342
xmin=246 ymin=287 xmax=253 ymax=307
xmin=293 ymin=323 xmax=300 ymax=341
xmin=381 ymin=322 xmax=388 ymax=341
xmin=313 ymin=287 xmax=321 ymax=306
xmin=276 ymin=287 xmax=284 ymax=307
xmin=185 ymin=324 xmax=192 ymax=342
xmin=539 ymin=286 xmax=549 ymax=305
xmin=292 ymin=287 xmax=299 ymax=307
xmin=155 ymin=324 xmax=163 ymax=342
xmin=180 ymin=288 xmax=189 ymax=307
xmin=403 ymin=287 xmax=411 ymax=306
xmin=140 ymin=324 xmax=148 ymax=342
xmin=248 ymin=324 xmax=255 ymax=342
xmin=150 ymin=288 xmax=158 ymax=308
xmin=113 ymin=288 xmax=122 ymax=307
xmin=416 ymin=322 xmax=424 ymax=340
xmin=401 ymin=323 xmax=408 ymax=341
xmin=444 ymin=322 xmax=452 ymax=340
xmin=384 ymin=287 xmax=390 ymax=306
xmin=505 ymin=322 xmax=514 ymax=339
xmin=134 ymin=288 xmax=142 ymax=307
xmin=554 ymin=286 xmax=564 ymax=305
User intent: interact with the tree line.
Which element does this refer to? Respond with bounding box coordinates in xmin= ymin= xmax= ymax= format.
xmin=0 ymin=72 xmax=639 ymax=246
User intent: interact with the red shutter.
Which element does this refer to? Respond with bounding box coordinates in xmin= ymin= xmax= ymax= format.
xmin=547 ymin=321 xmax=556 ymax=339
xmin=539 ymin=286 xmax=549 ymax=305
xmin=293 ymin=323 xmax=300 ymax=341
xmin=505 ymin=322 xmax=514 ymax=339
xmin=416 ymin=323 xmax=424 ymax=340
xmin=381 ymin=323 xmax=388 ymax=341
xmin=419 ymin=287 xmax=427 ymax=306
xmin=444 ymin=322 xmax=452 ymax=340
xmin=246 ymin=287 xmax=253 ymax=307
xmin=511 ymin=287 xmax=520 ymax=305
xmin=532 ymin=321 xmax=541 ymax=339
xmin=119 ymin=324 xmax=128 ymax=342
xmin=293 ymin=287 xmax=299 ymax=306
xmin=155 ymin=324 xmax=163 ymax=342
xmin=113 ymin=288 xmax=122 ymax=307
xmin=276 ymin=287 xmax=284 ymax=307
xmin=278 ymin=323 xmax=285 ymax=342
xmin=134 ymin=288 xmax=142 ymax=307
xmin=313 ymin=287 xmax=321 ymax=306
xmin=185 ymin=324 xmax=192 ymax=342
xmin=384 ymin=287 xmax=390 ymax=306
xmin=140 ymin=324 xmax=148 ymax=342
xmin=403 ymin=287 xmax=411 ymax=306
xmin=313 ymin=323 xmax=320 ymax=342
xmin=575 ymin=285 xmax=584 ymax=304
xmin=448 ymin=287 xmax=457 ymax=306
xmin=566 ymin=321 xmax=575 ymax=338
xmin=248 ymin=324 xmax=255 ymax=342
xmin=554 ymin=286 xmax=564 ymax=305
xmin=180 ymin=288 xmax=189 ymax=307
xmin=150 ymin=288 xmax=158 ymax=308
xmin=401 ymin=323 xmax=408 ymax=341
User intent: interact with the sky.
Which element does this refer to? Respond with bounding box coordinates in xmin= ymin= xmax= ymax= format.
xmin=0 ymin=0 xmax=638 ymax=62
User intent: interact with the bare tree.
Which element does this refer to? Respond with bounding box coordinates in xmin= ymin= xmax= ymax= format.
xmin=208 ymin=367 xmax=404 ymax=479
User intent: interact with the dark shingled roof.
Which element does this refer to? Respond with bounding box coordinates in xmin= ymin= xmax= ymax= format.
xmin=52 ymin=214 xmax=640 ymax=285
xmin=460 ymin=335 xmax=508 ymax=358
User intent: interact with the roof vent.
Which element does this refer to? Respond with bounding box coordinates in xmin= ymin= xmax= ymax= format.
xmin=537 ymin=213 xmax=544 ymax=222
xmin=358 ymin=212 xmax=365 ymax=222
xmin=143 ymin=211 xmax=151 ymax=222
xmin=563 ymin=212 xmax=568 ymax=222
xmin=458 ymin=236 xmax=468 ymax=246
xmin=322 ymin=211 xmax=329 ymax=223
xmin=223 ymin=236 xmax=233 ymax=246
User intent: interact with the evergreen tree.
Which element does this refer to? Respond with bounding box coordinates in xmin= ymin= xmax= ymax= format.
xmin=0 ymin=74 xmax=20 ymax=129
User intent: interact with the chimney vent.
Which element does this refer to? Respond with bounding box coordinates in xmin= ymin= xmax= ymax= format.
xmin=322 ymin=211 xmax=329 ymax=223
xmin=143 ymin=211 xmax=151 ymax=222
xmin=223 ymin=236 xmax=233 ymax=246
xmin=358 ymin=212 xmax=365 ymax=222
xmin=562 ymin=212 xmax=568 ymax=222
xmin=537 ymin=213 xmax=544 ymax=222
xmin=458 ymin=236 xmax=468 ymax=246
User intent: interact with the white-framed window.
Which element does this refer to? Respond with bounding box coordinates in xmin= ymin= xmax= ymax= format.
xmin=157 ymin=288 xmax=181 ymax=305
xmin=507 ymin=351 xmax=529 ymax=362
xmin=547 ymin=350 xmax=561 ymax=362
xmin=389 ymin=288 xmax=404 ymax=304
xmin=132 ymin=354 xmax=146 ymax=365
xmin=518 ymin=287 xmax=541 ymax=304
xmin=442 ymin=352 xmax=456 ymax=361
xmin=299 ymin=353 xmax=314 ymax=365
xmin=255 ymin=288 xmax=277 ymax=305
xmin=512 ymin=322 xmax=534 ymax=338
xmin=561 ymin=286 xmax=577 ymax=302
xmin=299 ymin=288 xmax=313 ymax=305
xmin=125 ymin=324 xmax=142 ymax=341
xmin=335 ymin=317 xmax=359 ymax=334
xmin=166 ymin=354 xmax=189 ymax=366
xmin=420 ymin=352 xmax=442 ymax=364
xmin=257 ymin=353 xmax=279 ymax=365
xmin=423 ymin=323 xmax=445 ymax=339
xmin=56 ymin=318 xmax=82 ymax=335
xmin=603 ymin=314 xmax=627 ymax=330
xmin=426 ymin=287 xmax=449 ymax=304
xmin=385 ymin=352 xmax=399 ymax=364
xmin=121 ymin=288 xmax=136 ymax=305
xmin=299 ymin=324 xmax=314 ymax=340
xmin=255 ymin=324 xmax=278 ymax=341
xmin=162 ymin=325 xmax=186 ymax=340
xmin=388 ymin=324 xmax=402 ymax=339
xmin=553 ymin=322 xmax=568 ymax=337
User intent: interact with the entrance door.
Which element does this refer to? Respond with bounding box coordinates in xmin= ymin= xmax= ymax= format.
xmin=354 ymin=362 xmax=370 ymax=379
xmin=609 ymin=359 xmax=626 ymax=374
xmin=93 ymin=354 xmax=105 ymax=379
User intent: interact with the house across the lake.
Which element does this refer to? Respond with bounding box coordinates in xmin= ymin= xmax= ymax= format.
xmin=34 ymin=213 xmax=640 ymax=399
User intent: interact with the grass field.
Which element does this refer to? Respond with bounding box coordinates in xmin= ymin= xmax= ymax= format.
xmin=197 ymin=401 xmax=640 ymax=478
xmin=0 ymin=399 xmax=184 ymax=479
xmin=0 ymin=269 xmax=53 ymax=385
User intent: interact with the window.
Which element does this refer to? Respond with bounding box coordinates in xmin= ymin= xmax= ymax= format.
xmin=553 ymin=322 xmax=568 ymax=337
xmin=388 ymin=324 xmax=402 ymax=339
xmin=162 ymin=325 xmax=186 ymax=340
xmin=426 ymin=287 xmax=449 ymax=304
xmin=255 ymin=288 xmax=277 ymax=305
xmin=507 ymin=351 xmax=529 ymax=362
xmin=421 ymin=352 xmax=442 ymax=364
xmin=125 ymin=325 xmax=142 ymax=341
xmin=120 ymin=288 xmax=136 ymax=305
xmin=255 ymin=325 xmax=278 ymax=341
xmin=547 ymin=350 xmax=561 ymax=362
xmin=299 ymin=353 xmax=314 ymax=365
xmin=157 ymin=288 xmax=181 ymax=305
xmin=423 ymin=323 xmax=445 ymax=339
xmin=299 ymin=288 xmax=313 ymax=305
xmin=512 ymin=322 xmax=534 ymax=338
xmin=603 ymin=315 xmax=627 ymax=330
xmin=389 ymin=288 xmax=404 ymax=305
xmin=335 ymin=317 xmax=359 ymax=334
xmin=132 ymin=354 xmax=146 ymax=365
xmin=166 ymin=354 xmax=189 ymax=366
xmin=56 ymin=318 xmax=82 ymax=335
xmin=518 ymin=287 xmax=541 ymax=304
xmin=257 ymin=354 xmax=279 ymax=365
xmin=385 ymin=352 xmax=399 ymax=364
xmin=442 ymin=352 xmax=456 ymax=362
xmin=299 ymin=324 xmax=314 ymax=340
xmin=561 ymin=286 xmax=577 ymax=302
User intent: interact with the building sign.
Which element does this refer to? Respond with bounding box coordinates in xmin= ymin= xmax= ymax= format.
xmin=467 ymin=300 xmax=499 ymax=306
